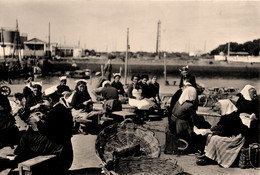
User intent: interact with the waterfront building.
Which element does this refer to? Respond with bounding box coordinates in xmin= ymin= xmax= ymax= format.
xmin=56 ymin=45 xmax=75 ymax=57
xmin=0 ymin=28 xmax=27 ymax=59
xmin=23 ymin=38 xmax=58 ymax=58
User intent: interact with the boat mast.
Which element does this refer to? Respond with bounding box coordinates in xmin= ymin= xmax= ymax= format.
xmin=124 ymin=28 xmax=129 ymax=85
xmin=1 ymin=28 xmax=6 ymax=65
xmin=48 ymin=22 xmax=51 ymax=58
xmin=156 ymin=20 xmax=161 ymax=59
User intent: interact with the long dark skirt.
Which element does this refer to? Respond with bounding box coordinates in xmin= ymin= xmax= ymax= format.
xmin=0 ymin=116 xmax=20 ymax=147
xmin=14 ymin=130 xmax=73 ymax=173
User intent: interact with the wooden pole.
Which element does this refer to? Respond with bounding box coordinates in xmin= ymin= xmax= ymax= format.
xmin=101 ymin=65 xmax=104 ymax=77
xmin=124 ymin=28 xmax=129 ymax=85
xmin=48 ymin=22 xmax=51 ymax=58
xmin=119 ymin=66 xmax=122 ymax=75
xmin=163 ymin=52 xmax=168 ymax=85
xmin=1 ymin=28 xmax=6 ymax=65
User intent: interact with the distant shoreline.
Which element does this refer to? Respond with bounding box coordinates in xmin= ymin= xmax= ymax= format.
xmin=48 ymin=58 xmax=260 ymax=78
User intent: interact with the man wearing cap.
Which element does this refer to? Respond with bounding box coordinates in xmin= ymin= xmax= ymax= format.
xmin=14 ymin=86 xmax=74 ymax=174
xmin=56 ymin=76 xmax=71 ymax=97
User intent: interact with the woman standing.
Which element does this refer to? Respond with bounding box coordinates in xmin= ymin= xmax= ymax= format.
xmin=169 ymin=86 xmax=197 ymax=153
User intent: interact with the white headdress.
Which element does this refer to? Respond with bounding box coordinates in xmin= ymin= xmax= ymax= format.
xmin=240 ymin=84 xmax=255 ymax=101
xmin=113 ymin=73 xmax=121 ymax=78
xmin=59 ymin=76 xmax=67 ymax=81
xmin=218 ymin=99 xmax=237 ymax=115
xmin=44 ymin=86 xmax=57 ymax=96
xmin=102 ymin=80 xmax=111 ymax=87
xmin=178 ymin=86 xmax=197 ymax=105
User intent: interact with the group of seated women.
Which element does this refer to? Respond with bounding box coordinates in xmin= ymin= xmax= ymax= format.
xmin=0 ymin=76 xmax=74 ymax=173
xmin=127 ymin=74 xmax=161 ymax=117
xmin=167 ymin=82 xmax=259 ymax=168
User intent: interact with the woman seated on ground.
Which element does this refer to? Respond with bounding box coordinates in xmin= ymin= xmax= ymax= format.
xmin=140 ymin=75 xmax=151 ymax=99
xmin=236 ymin=84 xmax=259 ymax=145
xmin=128 ymin=74 xmax=158 ymax=110
xmin=169 ymin=85 xmax=197 ymax=154
xmin=196 ymin=99 xmax=248 ymax=168
xmin=14 ymin=87 xmax=74 ymax=174
xmin=111 ymin=73 xmax=127 ymax=103
xmin=56 ymin=76 xmax=71 ymax=97
xmin=10 ymin=92 xmax=25 ymax=116
xmin=148 ymin=75 xmax=161 ymax=106
xmin=70 ymin=79 xmax=93 ymax=119
xmin=22 ymin=77 xmax=34 ymax=100
xmin=93 ymin=80 xmax=122 ymax=112
xmin=23 ymin=82 xmax=49 ymax=121
xmin=111 ymin=73 xmax=125 ymax=96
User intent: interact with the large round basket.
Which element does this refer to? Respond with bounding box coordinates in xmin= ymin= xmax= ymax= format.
xmin=95 ymin=119 xmax=161 ymax=171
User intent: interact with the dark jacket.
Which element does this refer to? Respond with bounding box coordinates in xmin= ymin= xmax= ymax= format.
xmin=149 ymin=82 xmax=160 ymax=99
xmin=57 ymin=84 xmax=71 ymax=95
xmin=100 ymin=87 xmax=119 ymax=100
xmin=111 ymin=81 xmax=125 ymax=96
xmin=0 ymin=94 xmax=12 ymax=117
xmin=140 ymin=83 xmax=150 ymax=98
xmin=210 ymin=111 xmax=247 ymax=137
xmin=236 ymin=94 xmax=259 ymax=117
xmin=37 ymin=103 xmax=73 ymax=143
xmin=127 ymin=83 xmax=135 ymax=99
xmin=14 ymin=103 xmax=74 ymax=172
xmin=70 ymin=89 xmax=91 ymax=110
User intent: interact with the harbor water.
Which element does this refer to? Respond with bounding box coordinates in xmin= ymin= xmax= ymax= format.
xmin=6 ymin=74 xmax=260 ymax=98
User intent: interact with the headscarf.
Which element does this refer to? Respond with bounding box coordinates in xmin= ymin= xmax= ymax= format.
xmin=75 ymin=79 xmax=88 ymax=86
xmin=179 ymin=65 xmax=189 ymax=72
xmin=218 ymin=99 xmax=237 ymax=115
xmin=44 ymin=86 xmax=57 ymax=96
xmin=178 ymin=86 xmax=197 ymax=105
xmin=59 ymin=76 xmax=67 ymax=81
xmin=113 ymin=73 xmax=121 ymax=78
xmin=240 ymin=84 xmax=255 ymax=101
xmin=102 ymin=80 xmax=111 ymax=87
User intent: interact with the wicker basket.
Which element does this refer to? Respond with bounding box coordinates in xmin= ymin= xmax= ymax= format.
xmin=95 ymin=119 xmax=161 ymax=173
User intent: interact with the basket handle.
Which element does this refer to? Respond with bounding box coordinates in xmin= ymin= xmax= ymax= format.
xmin=249 ymin=143 xmax=260 ymax=169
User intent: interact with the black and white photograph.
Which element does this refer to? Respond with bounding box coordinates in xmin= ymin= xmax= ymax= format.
xmin=0 ymin=0 xmax=259 ymax=174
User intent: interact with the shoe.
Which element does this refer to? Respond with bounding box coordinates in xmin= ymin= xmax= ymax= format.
xmin=196 ymin=157 xmax=212 ymax=166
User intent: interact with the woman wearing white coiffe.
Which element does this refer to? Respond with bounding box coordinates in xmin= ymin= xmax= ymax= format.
xmin=197 ymin=99 xmax=247 ymax=168
xmin=236 ymin=84 xmax=259 ymax=145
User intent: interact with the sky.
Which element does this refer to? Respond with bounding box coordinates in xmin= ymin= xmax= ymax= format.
xmin=0 ymin=0 xmax=259 ymax=53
